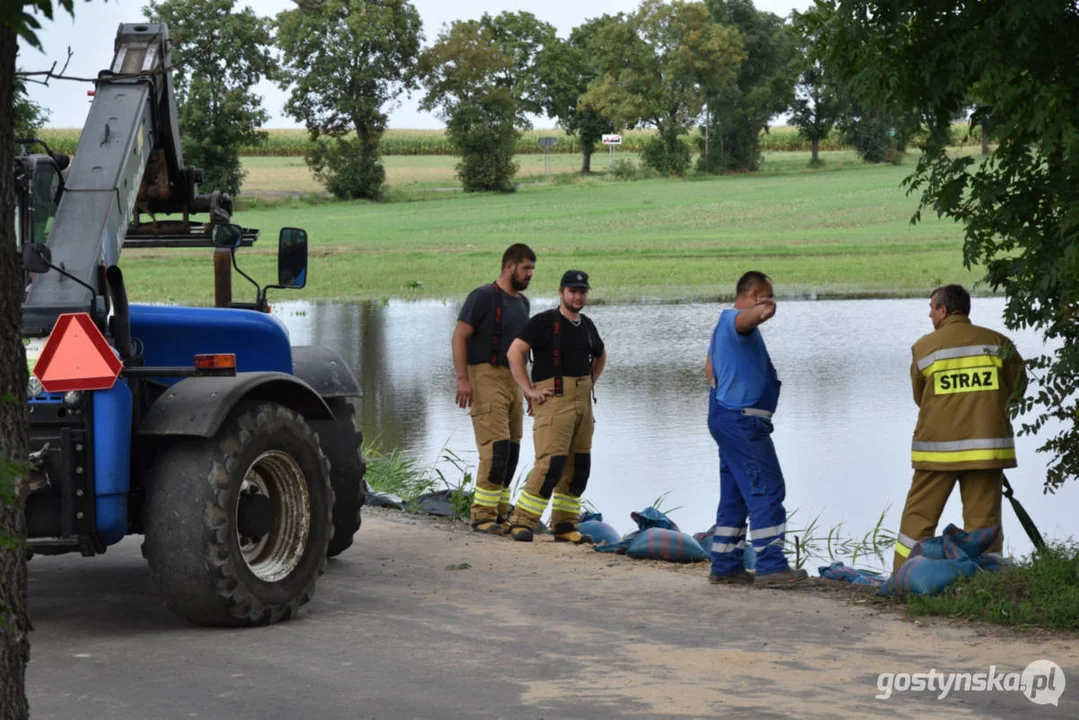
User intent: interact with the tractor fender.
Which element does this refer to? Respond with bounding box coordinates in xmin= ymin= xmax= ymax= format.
xmin=291 ymin=345 xmax=362 ymax=399
xmin=137 ymin=372 xmax=333 ymax=438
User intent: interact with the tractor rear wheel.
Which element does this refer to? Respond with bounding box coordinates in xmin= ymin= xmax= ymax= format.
xmin=313 ymin=398 xmax=366 ymax=558
xmin=143 ymin=401 xmax=332 ymax=626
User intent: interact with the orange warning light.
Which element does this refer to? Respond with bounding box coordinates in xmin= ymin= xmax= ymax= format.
xmin=193 ymin=353 xmax=237 ymax=370
xmin=33 ymin=313 xmax=123 ymax=393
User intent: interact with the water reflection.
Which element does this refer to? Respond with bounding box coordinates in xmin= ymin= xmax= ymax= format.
xmin=277 ymin=297 xmax=1076 ymax=566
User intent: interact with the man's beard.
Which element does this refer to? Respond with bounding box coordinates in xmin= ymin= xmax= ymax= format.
xmin=511 ymin=273 xmax=530 ymax=291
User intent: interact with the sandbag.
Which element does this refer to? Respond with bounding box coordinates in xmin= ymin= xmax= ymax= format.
xmin=818 ymin=562 xmax=886 ymax=587
xmin=593 ymin=507 xmax=681 ymax=555
xmin=625 ymin=528 xmax=709 ymax=563
xmin=364 ymin=481 xmax=406 ymax=510
xmin=878 ymin=523 xmax=1001 ymax=596
xmin=579 ymin=519 xmax=622 ymax=547
xmin=879 ymin=554 xmax=980 ymax=595
xmin=409 ymin=489 xmax=462 ymax=518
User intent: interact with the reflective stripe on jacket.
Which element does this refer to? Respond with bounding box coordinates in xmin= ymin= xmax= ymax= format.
xmin=910 ymin=315 xmax=1027 ymax=470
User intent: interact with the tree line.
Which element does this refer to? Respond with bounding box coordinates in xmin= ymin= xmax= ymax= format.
xmin=16 ymin=0 xmax=927 ymax=199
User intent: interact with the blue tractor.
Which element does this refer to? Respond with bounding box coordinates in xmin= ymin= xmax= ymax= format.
xmin=17 ymin=23 xmax=365 ymax=626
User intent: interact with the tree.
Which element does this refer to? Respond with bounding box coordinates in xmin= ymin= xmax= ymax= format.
xmin=697 ymin=0 xmax=798 ymax=173
xmin=808 ymin=0 xmax=1079 ymax=492
xmin=143 ymin=0 xmax=275 ymax=197
xmin=535 ymin=16 xmax=618 ymax=174
xmin=419 ymin=12 xmax=555 ymax=192
xmin=787 ymin=19 xmax=843 ymax=164
xmin=277 ymin=0 xmax=422 ymax=201
xmin=0 ymin=0 xmax=78 ymax=713
xmin=584 ymin=0 xmax=745 ymax=176
xmin=836 ymin=102 xmax=916 ymax=164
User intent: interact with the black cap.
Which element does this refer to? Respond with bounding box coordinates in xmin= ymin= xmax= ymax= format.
xmin=560 ymin=269 xmax=591 ymax=289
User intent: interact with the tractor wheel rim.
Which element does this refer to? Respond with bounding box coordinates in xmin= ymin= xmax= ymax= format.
xmin=236 ymin=450 xmax=311 ymax=583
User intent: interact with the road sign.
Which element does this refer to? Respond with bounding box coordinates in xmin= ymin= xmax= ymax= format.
xmin=537 ymin=137 xmax=558 ymax=148
xmin=33 ymin=313 xmax=123 ymax=392
xmin=602 ymin=134 xmax=622 ymax=145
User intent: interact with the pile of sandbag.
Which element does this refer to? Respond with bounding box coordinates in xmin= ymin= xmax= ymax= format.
xmin=590 ymin=508 xmax=709 ymax=563
xmin=877 ymin=523 xmax=1004 ymax=596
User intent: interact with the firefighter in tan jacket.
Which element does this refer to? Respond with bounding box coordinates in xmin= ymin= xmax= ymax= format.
xmin=893 ymin=284 xmax=1028 ymax=572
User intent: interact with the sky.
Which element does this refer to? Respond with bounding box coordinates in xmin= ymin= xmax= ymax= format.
xmin=20 ymin=0 xmax=811 ymax=130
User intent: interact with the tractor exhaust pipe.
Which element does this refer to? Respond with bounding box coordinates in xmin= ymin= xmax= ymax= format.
xmin=105 ymin=265 xmax=134 ymax=362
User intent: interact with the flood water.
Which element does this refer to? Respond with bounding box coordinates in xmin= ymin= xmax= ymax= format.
xmin=275 ymin=297 xmax=1076 ymax=567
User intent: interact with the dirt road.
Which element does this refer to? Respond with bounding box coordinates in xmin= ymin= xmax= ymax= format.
xmin=27 ymin=508 xmax=1076 ymax=719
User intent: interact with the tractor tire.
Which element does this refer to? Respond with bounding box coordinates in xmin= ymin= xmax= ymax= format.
xmin=313 ymin=398 xmax=367 ymax=558
xmin=142 ymin=401 xmax=333 ymax=627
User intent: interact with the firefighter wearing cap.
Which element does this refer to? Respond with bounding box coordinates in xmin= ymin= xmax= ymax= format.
xmin=893 ymin=284 xmax=1027 ymax=571
xmin=453 ymin=244 xmax=537 ymax=534
xmin=504 ymin=270 xmax=607 ymax=543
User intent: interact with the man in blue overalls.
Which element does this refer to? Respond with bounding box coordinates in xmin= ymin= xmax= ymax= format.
xmin=705 ymin=271 xmax=807 ymax=586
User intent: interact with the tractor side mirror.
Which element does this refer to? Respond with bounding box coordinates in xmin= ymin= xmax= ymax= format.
xmin=211 ymin=223 xmax=244 ymax=249
xmin=24 ymin=243 xmax=52 ymax=274
xmin=277 ymin=228 xmax=307 ymax=289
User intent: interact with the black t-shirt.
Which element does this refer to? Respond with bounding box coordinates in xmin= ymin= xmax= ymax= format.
xmin=518 ymin=308 xmax=604 ymax=382
xmin=458 ymin=283 xmax=530 ymax=366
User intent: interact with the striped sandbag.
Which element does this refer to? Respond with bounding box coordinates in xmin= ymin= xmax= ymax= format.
xmin=626 ymin=528 xmax=709 ymax=563
xmin=881 ymin=553 xmax=980 ymax=596
xmin=579 ymin=519 xmax=622 ymax=547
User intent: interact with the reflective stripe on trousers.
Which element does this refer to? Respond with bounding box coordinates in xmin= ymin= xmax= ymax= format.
xmin=708 ymin=395 xmax=791 ymax=576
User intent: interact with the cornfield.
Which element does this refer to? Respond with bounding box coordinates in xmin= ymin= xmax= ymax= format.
xmin=34 ymin=124 xmax=983 ymax=157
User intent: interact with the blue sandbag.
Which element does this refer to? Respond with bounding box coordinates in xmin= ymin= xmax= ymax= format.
xmin=879 ymin=554 xmax=980 ymax=595
xmin=878 ymin=523 xmax=1001 ymax=596
xmin=625 ymin=528 xmax=709 ymax=563
xmin=630 ymin=506 xmax=679 ymax=532
xmin=818 ymin=562 xmax=886 ymax=587
xmin=579 ymin=519 xmax=622 ymax=547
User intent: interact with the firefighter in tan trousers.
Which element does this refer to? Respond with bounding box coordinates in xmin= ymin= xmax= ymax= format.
xmin=504 ymin=270 xmax=607 ymax=543
xmin=453 ymin=244 xmax=537 ymax=534
xmin=894 ymin=284 xmax=1028 ymax=571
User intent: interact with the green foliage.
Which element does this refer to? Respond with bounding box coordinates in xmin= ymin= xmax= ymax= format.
xmin=642 ymin=134 xmax=691 ymax=176
xmin=585 ymin=0 xmax=745 ymax=176
xmin=809 ymin=0 xmax=1079 ymax=491
xmin=13 ymin=74 xmax=48 ymax=140
xmin=2 ymin=0 xmax=92 ymax=49
xmin=418 ymin=14 xmax=550 ymax=192
xmin=306 ymin=135 xmax=386 ymax=200
xmin=276 ymin=0 xmax=422 ymax=201
xmin=609 ymin=158 xmax=640 ymax=180
xmin=908 ymin=544 xmax=1079 ymax=630
xmin=787 ymin=15 xmax=845 ymax=163
xmin=143 ymin=0 xmax=274 ymax=196
xmin=837 ymin=103 xmax=914 ymax=165
xmin=697 ymin=0 xmax=799 ymax=173
xmin=534 ymin=17 xmax=618 ymax=172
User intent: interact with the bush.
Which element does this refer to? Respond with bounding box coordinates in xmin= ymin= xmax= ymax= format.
xmin=641 ymin=133 xmax=691 ymax=176
xmin=609 ymin=158 xmax=639 ymax=180
xmin=445 ymin=92 xmax=520 ymax=193
xmin=307 ymin=136 xmax=386 ymax=201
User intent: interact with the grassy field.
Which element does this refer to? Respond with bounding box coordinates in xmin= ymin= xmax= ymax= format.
xmin=118 ymin=150 xmax=978 ymax=305
xmin=239 ymin=151 xmax=646 ymax=194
